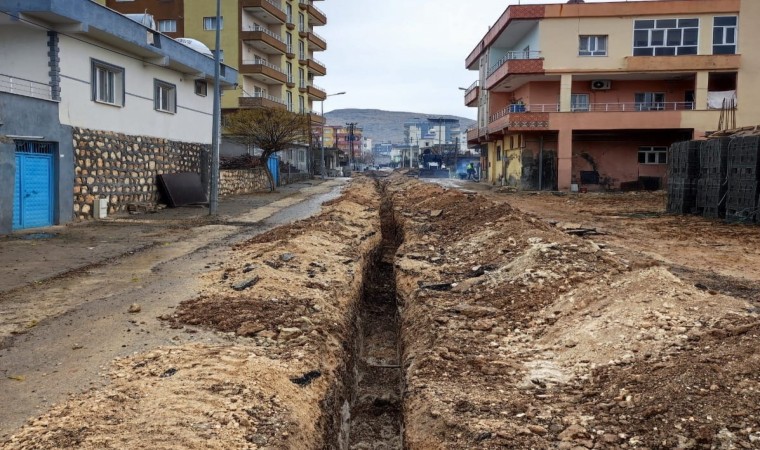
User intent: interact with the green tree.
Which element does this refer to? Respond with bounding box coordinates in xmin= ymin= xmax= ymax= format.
xmin=224 ymin=108 xmax=310 ymax=191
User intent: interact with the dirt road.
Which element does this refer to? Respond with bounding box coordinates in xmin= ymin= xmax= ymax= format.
xmin=2 ymin=174 xmax=759 ymax=449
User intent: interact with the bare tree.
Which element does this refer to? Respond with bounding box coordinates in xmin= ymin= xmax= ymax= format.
xmin=224 ymin=108 xmax=310 ymax=191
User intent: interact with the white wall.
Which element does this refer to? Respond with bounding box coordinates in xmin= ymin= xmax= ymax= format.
xmin=0 ymin=25 xmax=51 ymax=85
xmin=57 ymin=34 xmax=215 ymax=143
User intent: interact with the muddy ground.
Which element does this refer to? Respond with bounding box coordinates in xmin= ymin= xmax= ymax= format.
xmin=3 ymin=174 xmax=760 ymax=449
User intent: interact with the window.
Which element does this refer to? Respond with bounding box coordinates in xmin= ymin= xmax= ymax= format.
xmin=713 ymin=16 xmax=737 ymax=55
xmin=579 ymin=35 xmax=607 ymax=56
xmin=299 ymin=95 xmax=305 ymax=113
xmin=286 ymin=91 xmax=293 ymax=111
xmin=633 ymin=18 xmax=698 ymax=56
xmin=298 ymin=13 xmax=305 ymax=32
xmin=91 ymin=59 xmax=124 ymax=106
xmin=638 ymin=146 xmax=668 ymax=164
xmin=254 ymin=86 xmax=266 ymax=97
xmin=195 ymin=80 xmax=207 ymax=97
xmin=635 ymin=92 xmax=665 ymax=111
xmin=496 ymin=145 xmax=502 ymax=161
xmin=157 ymin=19 xmax=176 ymax=33
xmin=286 ymin=32 xmax=293 ymax=52
xmin=286 ymin=61 xmax=293 ymax=83
xmin=286 ymin=4 xmax=293 ymax=23
xmin=298 ymin=40 xmax=305 ymax=60
xmin=154 ymin=80 xmax=176 ymax=113
xmin=571 ymin=94 xmax=590 ymax=112
xmin=203 ymin=16 xmax=223 ymax=31
xmin=299 ymin=68 xmax=305 ymax=89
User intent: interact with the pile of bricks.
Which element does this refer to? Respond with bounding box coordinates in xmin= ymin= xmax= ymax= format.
xmin=666 ymin=141 xmax=701 ymax=214
xmin=726 ymin=136 xmax=760 ymax=222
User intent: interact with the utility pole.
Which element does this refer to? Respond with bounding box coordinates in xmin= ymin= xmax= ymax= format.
xmin=346 ymin=122 xmax=357 ymax=171
xmin=209 ymin=0 xmax=221 ymax=215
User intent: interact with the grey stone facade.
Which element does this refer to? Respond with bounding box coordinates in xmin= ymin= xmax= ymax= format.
xmin=73 ymin=128 xmax=208 ymax=219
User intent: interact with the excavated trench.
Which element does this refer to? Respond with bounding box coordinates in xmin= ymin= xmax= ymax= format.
xmin=328 ymin=179 xmax=405 ymax=449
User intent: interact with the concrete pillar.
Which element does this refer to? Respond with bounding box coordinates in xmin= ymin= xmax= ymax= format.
xmin=557 ymin=129 xmax=573 ymax=191
xmin=559 ymin=74 xmax=573 ymax=112
xmin=695 ymin=71 xmax=709 ymax=111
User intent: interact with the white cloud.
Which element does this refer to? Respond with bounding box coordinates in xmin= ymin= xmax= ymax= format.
xmin=318 ymin=0 xmax=652 ymax=119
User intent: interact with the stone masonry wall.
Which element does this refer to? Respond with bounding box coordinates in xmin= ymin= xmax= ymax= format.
xmin=219 ymin=168 xmax=270 ymax=196
xmin=73 ymin=128 xmax=207 ymax=219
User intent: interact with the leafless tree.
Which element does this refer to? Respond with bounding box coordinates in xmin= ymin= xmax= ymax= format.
xmin=224 ymin=108 xmax=310 ymax=191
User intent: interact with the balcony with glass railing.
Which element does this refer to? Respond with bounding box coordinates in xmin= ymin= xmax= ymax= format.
xmin=298 ymin=0 xmax=326 ymax=25
xmin=307 ymin=83 xmax=326 ymax=100
xmin=306 ymin=57 xmax=326 ymax=76
xmin=307 ymin=30 xmax=326 ymax=50
xmin=239 ymin=91 xmax=288 ymax=109
xmin=0 ymin=74 xmax=54 ymax=101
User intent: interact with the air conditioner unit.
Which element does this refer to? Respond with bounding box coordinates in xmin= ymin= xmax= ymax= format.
xmin=591 ymin=80 xmax=612 ymax=90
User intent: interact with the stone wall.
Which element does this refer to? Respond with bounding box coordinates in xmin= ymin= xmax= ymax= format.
xmin=73 ymin=128 xmax=207 ymax=219
xmin=280 ymin=172 xmax=311 ymax=185
xmin=219 ymin=168 xmax=270 ymax=196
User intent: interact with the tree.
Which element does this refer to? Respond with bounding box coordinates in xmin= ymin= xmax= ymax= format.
xmin=224 ymin=108 xmax=310 ymax=191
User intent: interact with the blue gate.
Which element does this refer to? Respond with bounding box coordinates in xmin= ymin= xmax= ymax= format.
xmin=13 ymin=141 xmax=55 ymax=230
xmin=267 ymin=154 xmax=280 ymax=187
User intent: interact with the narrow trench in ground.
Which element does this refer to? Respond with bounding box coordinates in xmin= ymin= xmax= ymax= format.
xmin=346 ymin=180 xmax=404 ymax=449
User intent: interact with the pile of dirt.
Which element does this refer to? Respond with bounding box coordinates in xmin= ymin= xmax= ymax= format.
xmin=389 ymin=175 xmax=759 ymax=449
xmin=3 ymin=178 xmax=383 ymax=449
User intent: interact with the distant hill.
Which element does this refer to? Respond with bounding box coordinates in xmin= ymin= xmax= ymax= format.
xmin=324 ymin=108 xmax=476 ymax=145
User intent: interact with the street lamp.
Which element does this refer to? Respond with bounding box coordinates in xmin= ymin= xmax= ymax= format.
xmin=320 ymin=91 xmax=346 ymax=179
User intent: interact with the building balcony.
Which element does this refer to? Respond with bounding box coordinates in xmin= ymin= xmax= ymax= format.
xmin=307 ymin=84 xmax=326 ymax=100
xmin=308 ymin=110 xmax=325 ymax=125
xmin=463 ymin=80 xmax=478 ymax=107
xmin=240 ymin=59 xmax=287 ymax=84
xmin=286 ymin=75 xmax=295 ymax=88
xmin=307 ymin=31 xmax=326 ymax=51
xmin=241 ymin=26 xmax=286 ymax=54
xmin=298 ymin=0 xmax=326 ymax=26
xmin=0 ymin=73 xmax=54 ymax=101
xmin=624 ymin=54 xmax=741 ymax=72
xmin=299 ymin=83 xmax=308 ymax=94
xmin=305 ymin=58 xmax=326 ymax=76
xmin=286 ymin=44 xmax=295 ymax=59
xmin=485 ymin=51 xmax=544 ymax=90
xmin=466 ymin=126 xmax=482 ymax=144
xmin=240 ymin=0 xmax=286 ymax=24
xmin=239 ymin=93 xmax=288 ymax=109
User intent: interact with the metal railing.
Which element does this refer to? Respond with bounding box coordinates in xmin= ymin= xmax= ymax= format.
xmin=464 ymin=80 xmax=478 ymax=95
xmin=242 ymin=58 xmax=285 ymax=73
xmin=309 ymin=30 xmax=326 ymax=43
xmin=310 ymin=83 xmax=326 ymax=92
xmin=243 ymin=91 xmax=286 ymax=105
xmin=0 ymin=74 xmax=54 ymax=101
xmin=488 ymin=50 xmax=542 ymax=75
xmin=299 ymin=0 xmax=326 ymax=17
xmin=286 ymin=44 xmax=293 ymax=53
xmin=265 ymin=0 xmax=286 ymax=13
xmin=309 ymin=57 xmax=325 ymax=67
xmin=244 ymin=24 xmax=285 ymax=43
xmin=488 ymin=101 xmax=698 ymax=122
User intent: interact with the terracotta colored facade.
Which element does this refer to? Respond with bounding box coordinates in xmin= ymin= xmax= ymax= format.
xmin=464 ymin=0 xmax=758 ymax=191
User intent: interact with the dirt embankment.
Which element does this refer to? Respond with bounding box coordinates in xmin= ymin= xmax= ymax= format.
xmin=3 ymin=178 xmax=382 ymax=449
xmin=390 ymin=176 xmax=760 ymax=449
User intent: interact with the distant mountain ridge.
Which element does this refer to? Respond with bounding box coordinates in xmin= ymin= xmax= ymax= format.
xmin=324 ymin=108 xmax=476 ymax=145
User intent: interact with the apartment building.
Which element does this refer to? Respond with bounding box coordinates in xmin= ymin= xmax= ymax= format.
xmin=464 ymin=0 xmax=759 ymax=191
xmin=103 ymin=0 xmax=327 ymax=123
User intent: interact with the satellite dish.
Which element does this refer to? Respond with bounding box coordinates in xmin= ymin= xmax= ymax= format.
xmin=176 ymin=38 xmax=214 ymax=58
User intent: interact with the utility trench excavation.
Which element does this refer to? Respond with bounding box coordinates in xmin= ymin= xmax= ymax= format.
xmin=5 ymin=174 xmax=760 ymax=450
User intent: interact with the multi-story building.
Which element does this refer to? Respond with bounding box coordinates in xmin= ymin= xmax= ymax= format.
xmin=103 ymin=0 xmax=327 ymax=124
xmin=464 ymin=0 xmax=758 ymax=191
xmin=0 ymin=0 xmax=237 ymax=233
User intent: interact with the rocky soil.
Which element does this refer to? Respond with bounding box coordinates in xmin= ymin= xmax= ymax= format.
xmin=3 ymin=174 xmax=760 ymax=449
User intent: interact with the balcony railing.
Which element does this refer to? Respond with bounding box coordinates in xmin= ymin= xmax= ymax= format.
xmin=264 ymin=0 xmax=285 ymax=13
xmin=244 ymin=92 xmax=286 ymax=105
xmin=310 ymin=57 xmax=326 ymax=67
xmin=242 ymin=58 xmax=285 ymax=73
xmin=0 ymin=74 xmax=54 ymax=101
xmin=488 ymin=102 xmax=697 ymax=123
xmin=243 ymin=24 xmax=285 ymax=43
xmin=464 ymin=80 xmax=478 ymax=95
xmin=310 ymin=30 xmax=326 ymax=44
xmin=488 ymin=51 xmax=542 ymax=76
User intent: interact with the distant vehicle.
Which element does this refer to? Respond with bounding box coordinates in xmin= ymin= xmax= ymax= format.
xmin=175 ymin=38 xmax=214 ymax=58
xmin=365 ymin=165 xmax=379 ymax=171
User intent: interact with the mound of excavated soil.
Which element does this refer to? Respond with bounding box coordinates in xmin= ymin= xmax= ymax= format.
xmin=390 ymin=175 xmax=759 ymax=449
xmin=4 ymin=178 xmax=382 ymax=450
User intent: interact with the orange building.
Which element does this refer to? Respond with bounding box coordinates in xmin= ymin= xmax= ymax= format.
xmin=464 ymin=0 xmax=758 ymax=191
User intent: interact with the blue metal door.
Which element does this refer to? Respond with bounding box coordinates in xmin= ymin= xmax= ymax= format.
xmin=13 ymin=141 xmax=55 ymax=230
xmin=267 ymin=155 xmax=280 ymax=186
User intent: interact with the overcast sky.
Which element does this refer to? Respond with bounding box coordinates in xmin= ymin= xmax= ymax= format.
xmin=318 ymin=0 xmax=648 ymax=119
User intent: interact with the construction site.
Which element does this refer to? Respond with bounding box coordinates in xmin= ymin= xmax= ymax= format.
xmin=2 ymin=170 xmax=759 ymax=449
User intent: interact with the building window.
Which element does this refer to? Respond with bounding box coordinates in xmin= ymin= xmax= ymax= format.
xmin=633 ymin=18 xmax=698 ymax=56
xmin=299 ymin=95 xmax=305 ymax=113
xmin=635 ymin=92 xmax=665 ymax=111
xmin=496 ymin=146 xmax=502 ymax=161
xmin=579 ymin=35 xmax=607 ymax=56
xmin=298 ymin=40 xmax=305 ymax=60
xmin=195 ymin=80 xmax=208 ymax=97
xmin=571 ymin=94 xmax=590 ymax=112
xmin=286 ymin=91 xmax=293 ymax=111
xmin=638 ymin=146 xmax=668 ymax=164
xmin=91 ymin=59 xmax=124 ymax=106
xmin=713 ymin=16 xmax=737 ymax=55
xmin=299 ymin=68 xmax=305 ymax=89
xmin=286 ymin=4 xmax=293 ymax=23
xmin=157 ymin=19 xmax=176 ymax=33
xmin=286 ymin=32 xmax=293 ymax=52
xmin=298 ymin=13 xmax=305 ymax=32
xmin=154 ymin=80 xmax=177 ymax=113
xmin=203 ymin=16 xmax=223 ymax=31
